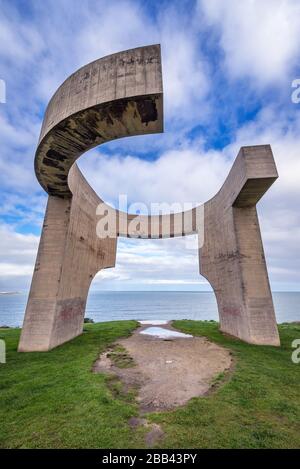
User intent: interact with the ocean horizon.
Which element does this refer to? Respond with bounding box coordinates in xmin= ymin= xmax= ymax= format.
xmin=0 ymin=290 xmax=299 ymax=328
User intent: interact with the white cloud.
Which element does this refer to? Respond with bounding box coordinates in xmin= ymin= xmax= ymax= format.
xmin=199 ymin=0 xmax=300 ymax=86
xmin=74 ymin=0 xmax=209 ymax=122
xmin=0 ymin=263 xmax=34 ymax=277
xmin=0 ymin=224 xmax=38 ymax=261
xmin=0 ymin=114 xmax=39 ymax=148
xmin=0 ymin=0 xmax=209 ymax=121
xmin=143 ymin=279 xmax=205 ymax=285
xmin=92 ymin=236 xmax=205 ymax=290
xmin=0 ymin=0 xmax=300 ymax=294
xmin=157 ymin=9 xmax=209 ymax=121
xmin=0 ymin=11 xmax=44 ymax=63
xmin=78 ymin=143 xmax=230 ymax=209
xmin=0 ymin=223 xmax=39 ymax=289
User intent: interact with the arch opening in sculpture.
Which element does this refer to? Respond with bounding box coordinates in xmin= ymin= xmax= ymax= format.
xmin=83 ymin=233 xmax=216 ymax=324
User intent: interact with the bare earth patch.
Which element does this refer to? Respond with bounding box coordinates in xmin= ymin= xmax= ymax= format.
xmin=93 ymin=321 xmax=233 ymax=413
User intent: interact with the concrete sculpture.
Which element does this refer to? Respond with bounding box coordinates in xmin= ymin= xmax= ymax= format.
xmin=18 ymin=45 xmax=280 ymax=351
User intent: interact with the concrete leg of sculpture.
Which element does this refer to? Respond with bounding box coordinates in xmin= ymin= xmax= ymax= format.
xmin=18 ymin=190 xmax=117 ymax=352
xmin=199 ymin=145 xmax=280 ymax=346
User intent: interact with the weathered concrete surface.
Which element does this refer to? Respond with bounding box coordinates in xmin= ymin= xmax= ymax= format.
xmin=199 ymin=145 xmax=280 ymax=345
xmin=35 ymin=45 xmax=163 ymax=197
xmin=19 ymin=45 xmax=280 ymax=352
xmin=18 ymin=169 xmax=117 ymax=351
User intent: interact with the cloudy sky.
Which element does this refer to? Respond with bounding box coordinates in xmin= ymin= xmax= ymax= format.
xmin=0 ymin=0 xmax=300 ymax=292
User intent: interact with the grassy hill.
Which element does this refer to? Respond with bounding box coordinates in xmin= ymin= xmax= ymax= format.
xmin=0 ymin=320 xmax=299 ymax=448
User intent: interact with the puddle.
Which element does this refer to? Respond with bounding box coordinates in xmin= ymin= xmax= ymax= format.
xmin=139 ymin=320 xmax=168 ymax=325
xmin=140 ymin=326 xmax=193 ymax=339
xmin=94 ymin=322 xmax=233 ymax=412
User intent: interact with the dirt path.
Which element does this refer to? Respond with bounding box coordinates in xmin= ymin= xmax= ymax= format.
xmin=94 ymin=321 xmax=233 ymax=412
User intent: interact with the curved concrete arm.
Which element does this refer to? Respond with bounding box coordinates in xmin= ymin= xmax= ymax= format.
xmin=68 ymin=163 xmax=203 ymax=239
xmin=35 ymin=45 xmax=163 ymax=197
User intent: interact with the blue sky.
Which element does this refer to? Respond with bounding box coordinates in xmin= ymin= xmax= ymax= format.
xmin=0 ymin=0 xmax=300 ymax=292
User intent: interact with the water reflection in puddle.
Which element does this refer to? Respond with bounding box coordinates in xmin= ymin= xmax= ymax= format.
xmin=140 ymin=327 xmax=193 ymax=339
xmin=139 ymin=320 xmax=168 ymax=325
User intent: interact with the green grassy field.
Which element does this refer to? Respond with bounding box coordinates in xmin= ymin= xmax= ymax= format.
xmin=0 ymin=320 xmax=299 ymax=448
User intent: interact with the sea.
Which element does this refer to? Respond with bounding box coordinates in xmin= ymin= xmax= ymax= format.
xmin=0 ymin=291 xmax=299 ymax=328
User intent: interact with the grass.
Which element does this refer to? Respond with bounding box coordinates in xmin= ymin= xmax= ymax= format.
xmin=107 ymin=344 xmax=136 ymax=368
xmin=0 ymin=321 xmax=145 ymax=449
xmin=0 ymin=320 xmax=300 ymax=448
xmin=149 ymin=320 xmax=300 ymax=449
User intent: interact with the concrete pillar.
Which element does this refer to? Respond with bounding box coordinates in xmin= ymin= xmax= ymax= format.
xmin=199 ymin=145 xmax=280 ymax=346
xmin=19 ymin=170 xmax=117 ymax=352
